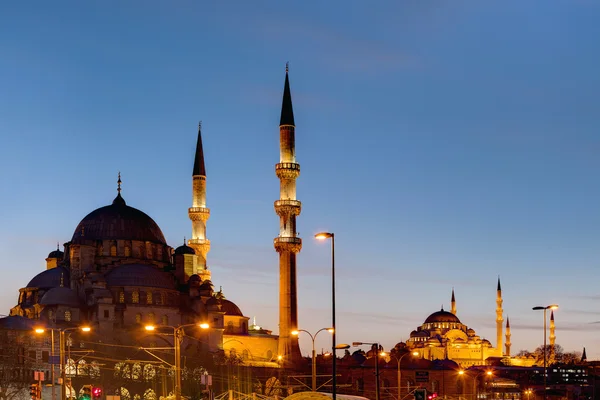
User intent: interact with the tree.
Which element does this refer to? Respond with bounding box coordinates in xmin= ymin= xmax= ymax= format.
xmin=0 ymin=330 xmax=35 ymax=400
xmin=531 ymin=344 xmax=582 ymax=366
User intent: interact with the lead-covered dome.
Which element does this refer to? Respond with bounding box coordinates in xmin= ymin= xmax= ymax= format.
xmin=105 ymin=264 xmax=176 ymax=289
xmin=71 ymin=194 xmax=166 ymax=245
xmin=27 ymin=267 xmax=70 ymax=289
xmin=424 ymin=309 xmax=461 ymax=324
xmin=40 ymin=287 xmax=81 ymax=307
xmin=221 ymin=299 xmax=243 ymax=316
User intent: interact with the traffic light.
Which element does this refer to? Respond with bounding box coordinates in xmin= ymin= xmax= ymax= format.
xmin=29 ymin=383 xmax=40 ymax=400
xmin=92 ymin=387 xmax=102 ymax=399
xmin=428 ymin=393 xmax=438 ymax=400
xmin=414 ymin=389 xmax=427 ymax=400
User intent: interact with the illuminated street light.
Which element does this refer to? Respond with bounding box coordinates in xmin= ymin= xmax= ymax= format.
xmin=314 ymin=232 xmax=337 ymax=400
xmin=292 ymin=328 xmax=334 ymax=391
xmin=145 ymin=322 xmax=210 ymax=400
xmin=532 ymin=304 xmax=558 ymax=400
xmin=390 ymin=351 xmax=419 ymax=400
xmin=353 ymin=342 xmax=384 ymax=400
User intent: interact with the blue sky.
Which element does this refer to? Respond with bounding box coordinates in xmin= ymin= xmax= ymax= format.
xmin=1 ymin=1 xmax=600 ymax=360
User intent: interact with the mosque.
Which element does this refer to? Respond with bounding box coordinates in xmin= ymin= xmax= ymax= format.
xmin=6 ymin=66 xmax=303 ymax=373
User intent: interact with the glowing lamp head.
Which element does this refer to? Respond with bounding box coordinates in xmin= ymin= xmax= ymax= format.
xmin=458 ymin=370 xmax=465 ymax=375
xmin=277 ymin=355 xmax=283 ymax=361
xmin=327 ymin=328 xmax=334 ymax=333
xmin=199 ymin=323 xmax=209 ymax=329
xmin=291 ymin=330 xmax=299 ymax=336
xmin=34 ymin=328 xmax=45 ymax=334
xmin=145 ymin=325 xmax=155 ymax=331
xmin=314 ymin=232 xmax=333 ymax=240
xmin=80 ymin=326 xmax=91 ymax=332
xmin=412 ymin=351 xmax=419 ymax=356
xmin=486 ymin=370 xmax=493 ymax=376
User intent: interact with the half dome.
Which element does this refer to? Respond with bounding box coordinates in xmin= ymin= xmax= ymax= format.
xmin=40 ymin=287 xmax=81 ymax=307
xmin=27 ymin=267 xmax=70 ymax=289
xmin=105 ymin=264 xmax=176 ymax=289
xmin=221 ymin=299 xmax=243 ymax=316
xmin=72 ymin=194 xmax=166 ymax=245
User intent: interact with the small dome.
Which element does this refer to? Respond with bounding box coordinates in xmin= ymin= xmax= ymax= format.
xmin=27 ymin=267 xmax=70 ymax=289
xmin=40 ymin=287 xmax=81 ymax=307
xmin=424 ymin=309 xmax=461 ymax=324
xmin=199 ymin=280 xmax=213 ymax=289
xmin=188 ymin=274 xmax=201 ymax=286
xmin=72 ymin=194 xmax=166 ymax=245
xmin=105 ymin=264 xmax=176 ymax=289
xmin=175 ymin=244 xmax=195 ymax=255
xmin=48 ymin=249 xmax=64 ymax=259
xmin=221 ymin=299 xmax=243 ymax=316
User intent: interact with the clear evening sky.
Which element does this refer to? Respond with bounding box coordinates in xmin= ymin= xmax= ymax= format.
xmin=1 ymin=1 xmax=599 ymax=359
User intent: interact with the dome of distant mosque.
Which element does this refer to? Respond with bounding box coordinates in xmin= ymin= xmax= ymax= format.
xmin=26 ymin=267 xmax=70 ymax=289
xmin=424 ymin=309 xmax=461 ymax=324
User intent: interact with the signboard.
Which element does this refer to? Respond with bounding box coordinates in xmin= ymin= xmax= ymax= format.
xmin=415 ymin=371 xmax=429 ymax=383
xmin=200 ymin=374 xmax=212 ymax=385
xmin=34 ymin=371 xmax=45 ymax=381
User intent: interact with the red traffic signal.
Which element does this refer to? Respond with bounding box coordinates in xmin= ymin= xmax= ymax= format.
xmin=92 ymin=387 xmax=102 ymax=398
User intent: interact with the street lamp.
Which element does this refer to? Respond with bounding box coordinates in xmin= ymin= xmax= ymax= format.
xmin=35 ymin=325 xmax=92 ymax=400
xmin=390 ymin=351 xmax=418 ymax=400
xmin=533 ymin=304 xmax=558 ymax=400
xmin=458 ymin=369 xmax=493 ymax=400
xmin=315 ymin=232 xmax=336 ymax=400
xmin=145 ymin=322 xmax=210 ymax=400
xmin=353 ymin=342 xmax=385 ymax=400
xmin=292 ymin=328 xmax=334 ymax=391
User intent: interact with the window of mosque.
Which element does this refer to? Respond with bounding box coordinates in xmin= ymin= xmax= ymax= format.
xmin=156 ymin=292 xmax=164 ymax=305
xmin=266 ymin=350 xmax=273 ymax=360
xmin=104 ymin=310 xmax=109 ymax=319
xmin=89 ymin=361 xmax=101 ymax=379
xmin=135 ymin=314 xmax=142 ymax=323
xmin=147 ymin=291 xmax=153 ymax=304
xmin=161 ymin=315 xmax=168 ymax=325
xmin=147 ymin=313 xmax=155 ymax=323
xmin=64 ymin=310 xmax=72 ymax=322
xmin=132 ymin=363 xmax=142 ymax=381
xmin=124 ymin=245 xmax=131 ymax=257
xmin=226 ymin=321 xmax=234 ymax=333
xmin=110 ymin=243 xmax=117 ymax=257
xmin=48 ymin=310 xmax=54 ymax=320
xmin=143 ymin=364 xmax=156 ymax=381
xmin=77 ymin=360 xmax=88 ymax=376
xmin=143 ymin=388 xmax=157 ymax=400
xmin=242 ymin=349 xmax=249 ymax=360
xmin=119 ymin=292 xmax=125 ymax=303
xmin=132 ymin=290 xmax=139 ymax=303
xmin=355 ymin=378 xmax=364 ymax=392
xmin=118 ymin=387 xmax=131 ymax=400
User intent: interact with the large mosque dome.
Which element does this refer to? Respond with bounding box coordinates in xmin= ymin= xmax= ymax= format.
xmin=424 ymin=309 xmax=461 ymax=324
xmin=105 ymin=264 xmax=177 ymax=290
xmin=71 ymin=193 xmax=166 ymax=245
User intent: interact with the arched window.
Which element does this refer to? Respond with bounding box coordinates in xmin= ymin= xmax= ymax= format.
xmin=266 ymin=350 xmax=273 ymax=361
xmin=242 ymin=349 xmax=249 ymax=360
xmin=143 ymin=364 xmax=156 ymax=381
xmin=117 ymin=387 xmax=131 ymax=400
xmin=135 ymin=313 xmax=142 ymax=323
xmin=226 ymin=321 xmax=234 ymax=333
xmin=132 ymin=363 xmax=142 ymax=381
xmin=147 ymin=313 xmax=155 ymax=323
xmin=161 ymin=315 xmax=168 ymax=325
xmin=143 ymin=389 xmax=157 ymax=400
xmin=132 ymin=290 xmax=139 ymax=304
xmin=119 ymin=292 xmax=125 ymax=303
xmin=110 ymin=242 xmax=117 ymax=256
xmin=64 ymin=310 xmax=72 ymax=322
xmin=147 ymin=291 xmax=153 ymax=304
xmin=124 ymin=245 xmax=131 ymax=257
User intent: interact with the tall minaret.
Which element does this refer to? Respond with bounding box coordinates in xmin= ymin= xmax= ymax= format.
xmin=188 ymin=122 xmax=211 ymax=281
xmin=505 ymin=317 xmax=511 ymax=356
xmin=549 ymin=310 xmax=556 ymax=347
xmin=496 ymin=276 xmax=504 ymax=353
xmin=274 ymin=64 xmax=302 ymax=362
xmin=451 ymin=288 xmax=457 ymax=315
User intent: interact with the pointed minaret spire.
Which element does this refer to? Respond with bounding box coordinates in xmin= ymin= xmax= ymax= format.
xmin=193 ymin=121 xmax=206 ymax=176
xmin=274 ymin=64 xmax=302 ymax=363
xmin=280 ymin=63 xmax=295 ymax=126
xmin=505 ymin=316 xmax=512 ymax=356
xmin=496 ymin=276 xmax=504 ymax=354
xmin=451 ymin=288 xmax=457 ymax=315
xmin=117 ymin=172 xmax=122 ymax=194
xmin=188 ymin=121 xmax=211 ymax=281
xmin=113 ymin=172 xmax=126 ymax=206
xmin=581 ymin=347 xmax=587 ymax=363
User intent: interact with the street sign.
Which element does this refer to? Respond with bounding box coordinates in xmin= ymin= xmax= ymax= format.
xmin=415 ymin=371 xmax=429 ymax=383
xmin=34 ymin=371 xmax=45 ymax=381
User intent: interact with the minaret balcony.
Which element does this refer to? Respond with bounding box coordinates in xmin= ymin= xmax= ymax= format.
xmin=188 ymin=207 xmax=210 ymax=222
xmin=188 ymin=238 xmax=211 ymax=256
xmin=275 ymin=163 xmax=300 ymax=180
xmin=273 ymin=236 xmax=302 ymax=253
xmin=274 ymin=200 xmax=302 ymax=217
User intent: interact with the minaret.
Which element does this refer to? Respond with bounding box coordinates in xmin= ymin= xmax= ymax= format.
xmin=581 ymin=347 xmax=587 ymax=363
xmin=274 ymin=64 xmax=302 ymax=362
xmin=496 ymin=276 xmax=504 ymax=353
xmin=451 ymin=288 xmax=457 ymax=315
xmin=188 ymin=122 xmax=211 ymax=281
xmin=505 ymin=317 xmax=511 ymax=356
xmin=549 ymin=310 xmax=556 ymax=347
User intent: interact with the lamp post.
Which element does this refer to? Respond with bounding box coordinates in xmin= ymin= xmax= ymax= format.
xmin=315 ymin=232 xmax=336 ymax=400
xmin=145 ymin=322 xmax=209 ymax=400
xmin=533 ymin=304 xmax=558 ymax=400
xmin=35 ymin=325 xmax=91 ymax=400
xmin=391 ymin=351 xmax=418 ymax=400
xmin=292 ymin=328 xmax=334 ymax=391
xmin=353 ymin=342 xmax=384 ymax=400
xmin=458 ymin=369 xmax=492 ymax=400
